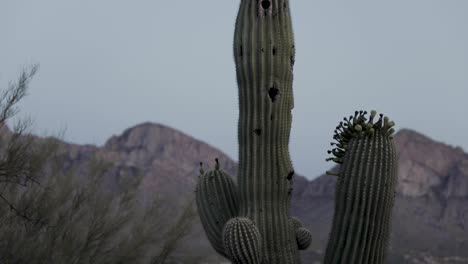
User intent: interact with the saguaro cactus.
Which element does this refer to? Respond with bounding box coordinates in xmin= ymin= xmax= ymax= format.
xmin=196 ymin=0 xmax=397 ymax=263
xmin=230 ymin=0 xmax=304 ymax=262
xmin=324 ymin=111 xmax=397 ymax=264
xmin=196 ymin=0 xmax=311 ymax=263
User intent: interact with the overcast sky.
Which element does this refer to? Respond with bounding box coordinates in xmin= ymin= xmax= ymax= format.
xmin=1 ymin=1 xmax=467 ymax=180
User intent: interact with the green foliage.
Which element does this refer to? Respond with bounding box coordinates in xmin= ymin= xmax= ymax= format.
xmin=0 ymin=64 xmax=53 ymax=217
xmin=0 ymin=156 xmax=200 ymax=264
xmin=0 ymin=66 xmax=199 ymax=264
xmin=0 ymin=160 xmax=154 ymax=263
xmin=150 ymin=197 xmax=198 ymax=264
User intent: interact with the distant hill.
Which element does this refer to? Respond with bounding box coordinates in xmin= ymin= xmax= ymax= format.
xmin=23 ymin=123 xmax=468 ymax=263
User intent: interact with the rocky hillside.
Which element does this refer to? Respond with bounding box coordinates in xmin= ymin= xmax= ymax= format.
xmin=27 ymin=124 xmax=468 ymax=263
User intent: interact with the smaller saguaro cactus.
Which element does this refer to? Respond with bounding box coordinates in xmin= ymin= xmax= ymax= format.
xmin=324 ymin=110 xmax=398 ymax=264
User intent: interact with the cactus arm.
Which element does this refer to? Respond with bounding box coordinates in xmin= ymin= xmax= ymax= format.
xmin=223 ymin=217 xmax=264 ymax=264
xmin=195 ymin=160 xmax=239 ymax=258
xmin=296 ymin=227 xmax=312 ymax=250
xmin=324 ymin=111 xmax=397 ymax=264
xmin=289 ymin=217 xmax=312 ymax=250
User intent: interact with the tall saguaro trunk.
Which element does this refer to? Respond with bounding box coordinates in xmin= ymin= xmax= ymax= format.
xmin=195 ymin=1 xmax=311 ymax=264
xmin=233 ymin=0 xmax=298 ymax=263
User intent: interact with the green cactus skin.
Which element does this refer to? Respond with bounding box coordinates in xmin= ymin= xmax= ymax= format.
xmin=223 ymin=217 xmax=264 ymax=264
xmin=196 ymin=0 xmax=316 ymax=262
xmin=289 ymin=216 xmax=304 ymax=231
xmin=230 ymin=0 xmax=308 ymax=263
xmin=289 ymin=217 xmax=312 ymax=250
xmin=324 ymin=111 xmax=397 ymax=264
xmin=296 ymin=228 xmax=312 ymax=250
xmin=195 ymin=160 xmax=240 ymax=258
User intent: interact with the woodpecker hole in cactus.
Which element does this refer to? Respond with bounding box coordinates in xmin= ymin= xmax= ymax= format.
xmin=261 ymin=0 xmax=270 ymax=9
xmin=272 ymin=47 xmax=277 ymax=55
xmin=268 ymin=87 xmax=279 ymax=102
xmin=239 ymin=45 xmax=243 ymax=57
xmin=290 ymin=45 xmax=295 ymax=67
xmin=287 ymin=171 xmax=294 ymax=181
xmin=254 ymin=129 xmax=262 ymax=135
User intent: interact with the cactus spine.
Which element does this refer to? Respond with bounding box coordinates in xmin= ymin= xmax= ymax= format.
xmin=324 ymin=111 xmax=397 ymax=264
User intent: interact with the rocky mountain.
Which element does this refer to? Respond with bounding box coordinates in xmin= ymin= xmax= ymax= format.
xmin=29 ymin=124 xmax=468 ymax=263
xmin=48 ymin=123 xmax=238 ymax=263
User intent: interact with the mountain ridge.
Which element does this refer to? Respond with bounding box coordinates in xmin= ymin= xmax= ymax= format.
xmin=11 ymin=122 xmax=468 ymax=263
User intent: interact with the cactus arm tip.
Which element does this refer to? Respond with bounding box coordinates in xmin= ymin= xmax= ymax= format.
xmin=223 ymin=217 xmax=264 ymax=264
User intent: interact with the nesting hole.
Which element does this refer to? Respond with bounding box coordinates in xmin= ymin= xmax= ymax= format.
xmin=268 ymin=87 xmax=279 ymax=102
xmin=286 ymin=170 xmax=295 ymax=181
xmin=261 ymin=0 xmax=270 ymax=9
xmin=254 ymin=129 xmax=262 ymax=135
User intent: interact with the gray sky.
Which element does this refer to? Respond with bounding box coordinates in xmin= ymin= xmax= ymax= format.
xmin=1 ymin=1 xmax=467 ymax=180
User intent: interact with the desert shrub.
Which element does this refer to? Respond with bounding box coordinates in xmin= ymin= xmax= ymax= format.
xmin=0 ymin=66 xmax=197 ymax=263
